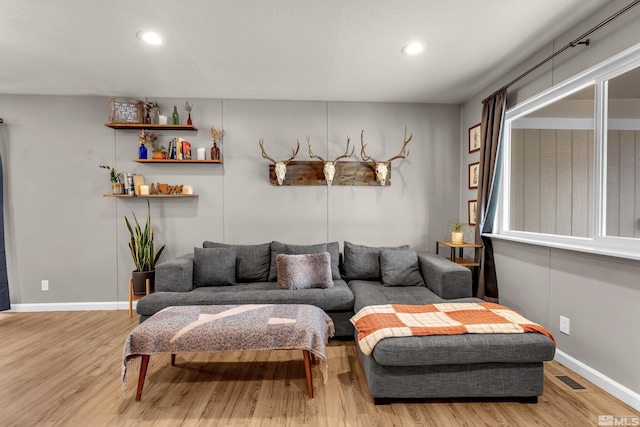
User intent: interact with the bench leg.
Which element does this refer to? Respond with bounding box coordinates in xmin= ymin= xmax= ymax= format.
xmin=302 ymin=350 xmax=314 ymax=398
xmin=136 ymin=355 xmax=150 ymax=401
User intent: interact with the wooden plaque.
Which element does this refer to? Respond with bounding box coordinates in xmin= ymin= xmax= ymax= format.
xmin=109 ymin=98 xmax=143 ymax=124
xmin=268 ymin=161 xmax=391 ymax=186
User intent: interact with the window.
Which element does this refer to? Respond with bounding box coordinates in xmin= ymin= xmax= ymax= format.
xmin=605 ymin=66 xmax=640 ymax=239
xmin=495 ymin=43 xmax=640 ymax=260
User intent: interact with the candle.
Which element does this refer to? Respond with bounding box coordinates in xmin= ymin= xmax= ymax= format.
xmin=182 ymin=185 xmax=193 ymax=195
xmin=140 ymin=185 xmax=150 ymax=195
xmin=197 ymin=147 xmax=206 ymax=160
xmin=158 ymin=115 xmax=167 ymax=125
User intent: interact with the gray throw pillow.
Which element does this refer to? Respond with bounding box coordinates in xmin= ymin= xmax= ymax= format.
xmin=193 ymin=247 xmax=237 ymax=287
xmin=276 ymin=252 xmax=333 ymax=290
xmin=380 ymin=249 xmax=425 ymax=287
xmin=269 ymin=241 xmax=336 ymax=281
xmin=343 ymin=241 xmax=410 ymax=281
xmin=203 ymin=241 xmax=271 ymax=282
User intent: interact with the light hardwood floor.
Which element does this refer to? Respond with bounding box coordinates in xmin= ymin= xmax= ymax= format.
xmin=0 ymin=310 xmax=638 ymax=426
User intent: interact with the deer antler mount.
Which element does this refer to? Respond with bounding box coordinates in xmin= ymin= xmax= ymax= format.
xmin=307 ymin=134 xmax=354 ymax=186
xmin=360 ymin=127 xmax=412 ymax=185
xmin=259 ymin=139 xmax=300 ymax=185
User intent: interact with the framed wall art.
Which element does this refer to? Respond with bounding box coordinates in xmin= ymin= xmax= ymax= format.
xmin=468 ymin=200 xmax=478 ymax=225
xmin=469 ymin=123 xmax=481 ymax=153
xmin=468 ymin=162 xmax=479 ymax=189
xmin=108 ymin=97 xmax=143 ymax=124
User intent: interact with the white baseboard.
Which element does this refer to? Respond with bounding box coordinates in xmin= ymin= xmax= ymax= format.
xmin=555 ymin=349 xmax=640 ymax=411
xmin=6 ymin=301 xmax=134 ymax=312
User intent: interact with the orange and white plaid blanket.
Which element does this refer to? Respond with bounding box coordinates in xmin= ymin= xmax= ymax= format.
xmin=350 ymin=302 xmax=555 ymax=355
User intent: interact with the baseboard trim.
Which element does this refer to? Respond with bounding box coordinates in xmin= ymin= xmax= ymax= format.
xmin=6 ymin=301 xmax=134 ymax=312
xmin=554 ymin=349 xmax=640 ymax=411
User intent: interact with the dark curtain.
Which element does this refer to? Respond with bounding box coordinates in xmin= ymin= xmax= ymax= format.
xmin=0 ymin=148 xmax=9 ymax=311
xmin=474 ymin=89 xmax=506 ymax=303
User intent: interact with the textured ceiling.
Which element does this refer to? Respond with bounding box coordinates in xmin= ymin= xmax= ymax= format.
xmin=0 ymin=0 xmax=612 ymax=103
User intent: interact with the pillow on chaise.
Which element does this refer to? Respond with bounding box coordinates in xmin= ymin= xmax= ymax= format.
xmin=193 ymin=247 xmax=237 ymax=287
xmin=203 ymin=241 xmax=271 ymax=282
xmin=380 ymin=249 xmax=425 ymax=287
xmin=342 ymin=241 xmax=410 ymax=281
xmin=276 ymin=252 xmax=333 ymax=290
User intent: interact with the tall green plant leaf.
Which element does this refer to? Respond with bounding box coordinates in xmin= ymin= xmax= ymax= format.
xmin=124 ymin=200 xmax=166 ymax=272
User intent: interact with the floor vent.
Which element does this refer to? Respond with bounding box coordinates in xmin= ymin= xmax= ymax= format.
xmin=556 ymin=375 xmax=586 ymax=390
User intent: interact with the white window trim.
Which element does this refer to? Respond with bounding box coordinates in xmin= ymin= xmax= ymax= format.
xmin=489 ymin=42 xmax=640 ymax=261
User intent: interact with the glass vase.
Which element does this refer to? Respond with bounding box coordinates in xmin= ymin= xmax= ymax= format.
xmin=211 ymin=142 xmax=220 ymax=161
xmin=138 ymin=143 xmax=148 ymax=159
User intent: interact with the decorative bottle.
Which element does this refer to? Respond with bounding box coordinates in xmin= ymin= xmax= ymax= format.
xmin=187 ymin=112 xmax=192 ymax=126
xmin=145 ymin=110 xmax=151 ymax=124
xmin=211 ymin=142 xmax=220 ymax=161
xmin=138 ymin=143 xmax=148 ymax=159
xmin=172 ymin=106 xmax=179 ymax=125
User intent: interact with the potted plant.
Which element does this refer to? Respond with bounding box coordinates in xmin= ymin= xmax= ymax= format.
xmin=448 ymin=220 xmax=467 ymax=244
xmin=124 ymin=200 xmax=166 ymax=295
xmin=99 ymin=164 xmax=124 ymax=194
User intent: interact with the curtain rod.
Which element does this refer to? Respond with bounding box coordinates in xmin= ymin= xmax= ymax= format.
xmin=482 ymin=0 xmax=640 ymax=103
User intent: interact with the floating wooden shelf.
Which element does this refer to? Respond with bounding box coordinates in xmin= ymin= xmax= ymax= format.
xmin=103 ymin=194 xmax=198 ymax=198
xmin=133 ymin=159 xmax=221 ymax=164
xmin=105 ymin=123 xmax=198 ymax=131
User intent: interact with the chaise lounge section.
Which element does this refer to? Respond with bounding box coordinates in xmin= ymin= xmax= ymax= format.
xmin=343 ymin=244 xmax=556 ymax=402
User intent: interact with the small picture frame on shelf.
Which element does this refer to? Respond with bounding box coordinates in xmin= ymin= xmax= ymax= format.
xmin=109 ymin=97 xmax=143 ymax=124
xmin=468 ymin=162 xmax=479 ymax=189
xmin=468 ymin=200 xmax=478 ymax=225
xmin=469 ymin=123 xmax=481 ymax=153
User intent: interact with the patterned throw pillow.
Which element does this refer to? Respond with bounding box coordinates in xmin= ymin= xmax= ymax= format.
xmin=275 ymin=252 xmax=334 ymax=290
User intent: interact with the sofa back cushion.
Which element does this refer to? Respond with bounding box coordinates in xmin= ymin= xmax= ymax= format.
xmin=276 ymin=252 xmax=333 ymax=290
xmin=380 ymin=249 xmax=425 ymax=287
xmin=342 ymin=241 xmax=410 ymax=281
xmin=193 ymin=247 xmax=237 ymax=287
xmin=203 ymin=241 xmax=271 ymax=282
xmin=269 ymin=241 xmax=341 ymax=281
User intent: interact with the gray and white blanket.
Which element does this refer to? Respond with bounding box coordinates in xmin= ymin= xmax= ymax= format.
xmin=122 ymin=304 xmax=335 ymax=390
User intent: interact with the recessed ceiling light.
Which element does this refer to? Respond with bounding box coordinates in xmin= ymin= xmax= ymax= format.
xmin=402 ymin=42 xmax=425 ymax=56
xmin=136 ymin=31 xmax=164 ymax=46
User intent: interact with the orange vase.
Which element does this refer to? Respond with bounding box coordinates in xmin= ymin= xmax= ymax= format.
xmin=152 ymin=151 xmax=167 ymax=160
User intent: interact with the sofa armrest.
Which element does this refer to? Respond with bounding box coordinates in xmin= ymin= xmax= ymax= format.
xmin=417 ymin=251 xmax=472 ymax=299
xmin=155 ymin=253 xmax=194 ymax=292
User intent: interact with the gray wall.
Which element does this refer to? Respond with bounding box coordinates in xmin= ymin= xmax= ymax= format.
xmin=461 ymin=0 xmax=640 ymax=399
xmin=0 ymin=96 xmax=461 ymax=304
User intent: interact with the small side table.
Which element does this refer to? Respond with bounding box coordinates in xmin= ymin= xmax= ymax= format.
xmin=129 ymin=278 xmax=151 ymax=318
xmin=436 ymin=240 xmax=482 ymax=295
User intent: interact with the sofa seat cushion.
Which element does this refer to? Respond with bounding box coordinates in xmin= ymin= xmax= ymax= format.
xmin=349 ymin=280 xmax=481 ymax=313
xmin=365 ymin=331 xmax=556 ymax=367
xmin=136 ymin=279 xmax=354 ymax=316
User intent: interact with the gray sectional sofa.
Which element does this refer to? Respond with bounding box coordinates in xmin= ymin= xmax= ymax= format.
xmin=136 ymin=240 xmax=556 ymax=402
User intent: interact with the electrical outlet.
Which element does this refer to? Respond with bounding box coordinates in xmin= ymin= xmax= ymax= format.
xmin=560 ymin=316 xmax=570 ymax=335
xmin=41 ymin=280 xmax=49 ymax=291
